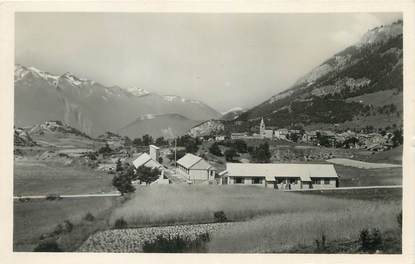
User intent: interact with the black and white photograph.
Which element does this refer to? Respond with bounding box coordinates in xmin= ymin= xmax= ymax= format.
xmin=3 ymin=2 xmax=414 ymax=260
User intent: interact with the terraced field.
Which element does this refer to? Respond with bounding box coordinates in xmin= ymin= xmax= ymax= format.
xmin=79 ymin=223 xmax=232 ymax=252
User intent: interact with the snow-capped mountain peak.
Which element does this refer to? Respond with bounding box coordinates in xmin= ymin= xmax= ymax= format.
xmin=125 ymin=86 xmax=150 ymax=97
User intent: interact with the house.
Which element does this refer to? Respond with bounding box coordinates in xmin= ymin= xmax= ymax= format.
xmin=131 ymin=145 xmax=168 ymax=184
xmin=215 ymin=135 xmax=226 ymax=141
xmin=274 ymin=129 xmax=289 ymax=139
xmin=302 ymin=131 xmax=318 ymax=143
xmin=220 ymin=163 xmax=339 ymax=190
xmin=231 ymin=132 xmax=248 ymax=139
xmin=176 ymin=153 xmax=217 ymax=182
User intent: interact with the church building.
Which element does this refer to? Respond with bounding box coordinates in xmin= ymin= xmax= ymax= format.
xmin=260 ymin=118 xmax=274 ymax=139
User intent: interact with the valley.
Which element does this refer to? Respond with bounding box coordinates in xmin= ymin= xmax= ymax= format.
xmin=12 ymin=18 xmax=404 ymax=254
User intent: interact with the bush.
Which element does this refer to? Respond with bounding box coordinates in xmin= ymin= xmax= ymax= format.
xmin=54 ymin=220 xmax=73 ymax=235
xmin=397 ymin=211 xmax=402 ymax=229
xmin=45 ymin=194 xmax=62 ymax=201
xmin=214 ymin=211 xmax=228 ymax=222
xmin=314 ymin=233 xmax=327 ymax=252
xmin=83 ymin=212 xmax=95 ymax=222
xmin=359 ymin=228 xmax=383 ymax=253
xmin=209 ymin=143 xmax=223 ymax=156
xmin=114 ymin=218 xmax=128 ymax=229
xmin=142 ymin=233 xmax=210 ymax=253
xmin=34 ymin=240 xmax=62 ymax=252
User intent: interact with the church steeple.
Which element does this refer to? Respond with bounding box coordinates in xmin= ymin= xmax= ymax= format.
xmin=260 ymin=117 xmax=266 ymax=136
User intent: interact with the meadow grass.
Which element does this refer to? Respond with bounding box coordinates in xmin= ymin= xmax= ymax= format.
xmin=206 ymin=201 xmax=401 ymax=253
xmin=14 ymin=196 xmax=119 ymax=251
xmin=297 ymin=187 xmax=402 ymax=201
xmin=109 ymin=185 xmax=400 ymax=227
xmin=335 ymin=165 xmax=402 ymax=187
xmin=14 ymin=161 xmax=115 ymax=195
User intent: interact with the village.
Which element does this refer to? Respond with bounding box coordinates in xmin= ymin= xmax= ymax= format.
xmin=93 ymin=117 xmax=402 ymax=193
xmin=11 ymin=12 xmax=405 ymax=255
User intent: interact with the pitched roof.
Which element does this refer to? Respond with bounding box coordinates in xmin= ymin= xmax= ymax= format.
xmin=225 ymin=163 xmax=338 ymax=182
xmin=132 ymin=153 xmax=163 ymax=169
xmin=177 ymin=153 xmax=215 ymax=170
xmin=191 ymin=159 xmax=216 ymax=170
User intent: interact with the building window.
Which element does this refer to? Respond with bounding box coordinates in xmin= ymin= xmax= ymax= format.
xmin=252 ymin=177 xmax=262 ymax=184
xmin=313 ymin=179 xmax=321 ymax=185
xmin=235 ymin=177 xmax=244 ymax=184
xmin=324 ymin=179 xmax=330 ymax=185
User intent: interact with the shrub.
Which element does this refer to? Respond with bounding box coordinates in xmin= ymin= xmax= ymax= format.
xmin=54 ymin=220 xmax=73 ymax=235
xmin=83 ymin=212 xmax=95 ymax=222
xmin=359 ymin=228 xmax=383 ymax=253
xmin=33 ymin=240 xmax=62 ymax=252
xmin=114 ymin=218 xmax=128 ymax=229
xmin=397 ymin=211 xmax=402 ymax=229
xmin=45 ymin=194 xmax=62 ymax=201
xmin=214 ymin=211 xmax=228 ymax=222
xmin=209 ymin=143 xmax=223 ymax=156
xmin=315 ymin=233 xmax=326 ymax=252
xmin=142 ymin=233 xmax=210 ymax=253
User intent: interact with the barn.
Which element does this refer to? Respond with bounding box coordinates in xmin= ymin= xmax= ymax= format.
xmin=176 ymin=153 xmax=217 ymax=182
xmin=220 ymin=163 xmax=339 ymax=190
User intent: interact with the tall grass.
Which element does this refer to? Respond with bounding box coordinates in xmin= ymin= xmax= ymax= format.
xmin=206 ymin=202 xmax=401 ymax=253
xmin=109 ymin=185 xmax=399 ymax=227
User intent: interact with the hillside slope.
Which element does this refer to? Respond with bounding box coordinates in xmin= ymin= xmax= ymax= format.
xmin=118 ymin=113 xmax=200 ymax=139
xmin=236 ymin=20 xmax=403 ymax=131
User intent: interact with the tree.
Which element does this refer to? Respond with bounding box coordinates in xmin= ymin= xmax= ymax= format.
xmin=98 ymin=143 xmax=112 ymax=155
xmin=225 ymin=148 xmax=237 ymax=162
xmin=116 ymin=158 xmax=123 ymax=172
xmin=112 ymin=167 xmax=136 ymax=195
xmin=136 ymin=166 xmax=161 ymax=185
xmin=288 ymin=133 xmax=300 ymax=142
xmin=392 ymin=129 xmax=403 ymax=147
xmin=233 ymin=140 xmax=248 ymax=153
xmin=167 ymin=149 xmax=186 ymax=162
xmin=142 ymin=134 xmax=153 ymax=146
xmin=251 ymin=143 xmax=271 ymax=163
xmin=209 ymin=143 xmax=222 ymax=156
xmin=155 ymin=137 xmax=167 ymax=146
xmin=132 ymin=138 xmax=143 ymax=147
xmin=123 ymin=136 xmax=132 ymax=146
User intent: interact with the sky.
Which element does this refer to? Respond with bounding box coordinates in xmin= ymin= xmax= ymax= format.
xmin=15 ymin=12 xmax=402 ymax=112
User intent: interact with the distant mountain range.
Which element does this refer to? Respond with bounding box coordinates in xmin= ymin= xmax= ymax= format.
xmin=14 ymin=65 xmax=221 ymax=138
xmin=189 ymin=20 xmax=403 ymax=135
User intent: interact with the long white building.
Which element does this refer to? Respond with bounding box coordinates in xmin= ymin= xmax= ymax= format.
xmin=220 ymin=163 xmax=339 ymax=190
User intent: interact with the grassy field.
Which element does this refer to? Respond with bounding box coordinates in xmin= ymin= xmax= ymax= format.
xmin=109 ymin=185 xmax=400 ymax=226
xmin=14 ymin=160 xmax=115 ymax=195
xmin=14 ymin=196 xmax=120 ymax=251
xmin=206 ymin=202 xmax=401 ymax=253
xmin=81 ymin=185 xmax=402 ymax=253
xmin=295 ymin=187 xmax=402 ymax=201
xmin=335 ymin=164 xmax=402 ymax=187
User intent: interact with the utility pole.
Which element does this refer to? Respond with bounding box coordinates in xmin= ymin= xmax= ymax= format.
xmin=174 ymin=137 xmax=177 ymax=167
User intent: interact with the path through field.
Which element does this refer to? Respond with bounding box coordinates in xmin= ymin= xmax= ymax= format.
xmin=327 ymin=158 xmax=401 ymax=169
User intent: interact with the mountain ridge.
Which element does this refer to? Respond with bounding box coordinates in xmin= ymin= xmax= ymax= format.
xmin=235 ymin=20 xmax=403 ymax=131
xmin=14 ymin=65 xmax=221 ymax=138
